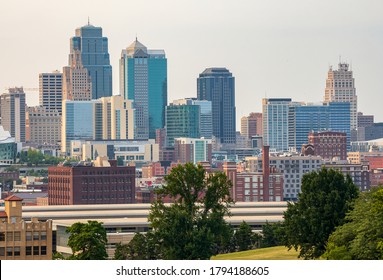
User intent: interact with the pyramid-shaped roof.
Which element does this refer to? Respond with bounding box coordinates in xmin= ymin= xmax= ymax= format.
xmin=126 ymin=38 xmax=147 ymax=56
xmin=4 ymin=195 xmax=23 ymax=201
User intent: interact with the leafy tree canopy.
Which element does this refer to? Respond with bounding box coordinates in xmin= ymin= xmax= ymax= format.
xmin=148 ymin=162 xmax=234 ymax=260
xmin=66 ymin=220 xmax=108 ymax=260
xmin=323 ymin=186 xmax=383 ymax=260
xmin=283 ymin=167 xmax=359 ymax=259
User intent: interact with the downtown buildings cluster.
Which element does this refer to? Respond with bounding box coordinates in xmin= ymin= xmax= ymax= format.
xmin=1 ymin=22 xmax=383 ymax=260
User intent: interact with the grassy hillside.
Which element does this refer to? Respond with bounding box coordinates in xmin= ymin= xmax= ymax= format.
xmin=211 ymin=246 xmax=301 ymax=260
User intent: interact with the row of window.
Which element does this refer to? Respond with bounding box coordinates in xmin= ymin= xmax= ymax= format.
xmin=0 ymin=231 xmax=47 ymax=242
xmin=0 ymin=246 xmax=47 ymax=257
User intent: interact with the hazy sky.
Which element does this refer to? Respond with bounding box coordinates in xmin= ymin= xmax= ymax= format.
xmin=1 ymin=0 xmax=383 ymax=126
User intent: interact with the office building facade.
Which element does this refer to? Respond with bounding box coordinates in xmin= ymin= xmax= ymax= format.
xmin=0 ymin=126 xmax=17 ymax=164
xmin=39 ymin=71 xmax=63 ymax=113
xmin=173 ymin=137 xmax=212 ymax=164
xmin=120 ymin=39 xmax=167 ymax=139
xmin=0 ymin=195 xmax=53 ymax=260
xmin=324 ymin=62 xmax=357 ymax=130
xmin=67 ymin=23 xmax=112 ymax=99
xmin=0 ymin=87 xmax=25 ymax=143
xmin=26 ymin=106 xmax=61 ymax=146
xmin=48 ymin=158 xmax=135 ymax=205
xmin=165 ymin=100 xmax=200 ymax=147
xmin=290 ymin=102 xmax=351 ymax=151
xmin=241 ymin=112 xmax=262 ymax=139
xmin=262 ymin=98 xmax=291 ymax=152
xmin=197 ymin=68 xmax=236 ymax=145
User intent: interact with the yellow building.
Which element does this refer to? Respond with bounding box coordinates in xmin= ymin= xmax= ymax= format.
xmin=0 ymin=195 xmax=52 ymax=260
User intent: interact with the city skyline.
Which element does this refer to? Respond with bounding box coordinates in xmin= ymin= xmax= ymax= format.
xmin=1 ymin=0 xmax=383 ymax=127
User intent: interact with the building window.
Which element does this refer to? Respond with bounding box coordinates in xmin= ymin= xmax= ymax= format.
xmin=0 ymin=247 xmax=5 ymax=256
xmin=14 ymin=247 xmax=20 ymax=256
xmin=33 ymin=232 xmax=39 ymax=241
xmin=33 ymin=246 xmax=39 ymax=255
xmin=26 ymin=246 xmax=32 ymax=256
xmin=41 ymin=246 xmax=47 ymax=255
xmin=6 ymin=232 xmax=13 ymax=242
xmin=14 ymin=231 xmax=21 ymax=241
xmin=0 ymin=233 xmax=4 ymax=241
xmin=26 ymin=231 xmax=32 ymax=241
xmin=6 ymin=247 xmax=13 ymax=256
xmin=41 ymin=231 xmax=47 ymax=241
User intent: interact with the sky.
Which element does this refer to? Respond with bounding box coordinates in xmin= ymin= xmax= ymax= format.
xmin=1 ymin=0 xmax=383 ymax=127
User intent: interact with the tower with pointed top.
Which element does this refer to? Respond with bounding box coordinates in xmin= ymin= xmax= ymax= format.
xmin=120 ymin=38 xmax=167 ymax=139
xmin=65 ymin=23 xmax=112 ymax=100
xmin=324 ymin=62 xmax=357 ymax=131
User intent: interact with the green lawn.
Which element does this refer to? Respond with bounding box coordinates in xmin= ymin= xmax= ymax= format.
xmin=211 ymin=246 xmax=301 ymax=260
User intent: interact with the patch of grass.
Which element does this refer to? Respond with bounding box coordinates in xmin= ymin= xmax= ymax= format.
xmin=211 ymin=246 xmax=301 ymax=260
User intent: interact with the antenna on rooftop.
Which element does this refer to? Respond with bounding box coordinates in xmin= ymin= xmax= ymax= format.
xmin=88 ymin=16 xmax=90 ymax=25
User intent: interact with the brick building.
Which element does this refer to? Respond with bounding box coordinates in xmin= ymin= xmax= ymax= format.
xmin=48 ymin=157 xmax=135 ymax=205
xmin=308 ymin=131 xmax=347 ymax=160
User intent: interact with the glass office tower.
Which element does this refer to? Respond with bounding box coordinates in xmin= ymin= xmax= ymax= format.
xmin=197 ymin=68 xmax=236 ymax=146
xmin=120 ymin=39 xmax=167 ymax=140
xmin=69 ymin=23 xmax=112 ymax=99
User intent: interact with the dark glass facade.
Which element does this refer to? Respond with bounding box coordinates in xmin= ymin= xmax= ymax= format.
xmin=197 ymin=68 xmax=236 ymax=145
xmin=69 ymin=24 xmax=112 ymax=99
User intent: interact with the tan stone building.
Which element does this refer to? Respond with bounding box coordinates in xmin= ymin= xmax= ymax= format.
xmin=26 ymin=106 xmax=61 ymax=146
xmin=0 ymin=195 xmax=52 ymax=260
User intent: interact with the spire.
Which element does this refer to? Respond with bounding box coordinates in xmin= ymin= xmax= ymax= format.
xmin=88 ymin=16 xmax=90 ymax=26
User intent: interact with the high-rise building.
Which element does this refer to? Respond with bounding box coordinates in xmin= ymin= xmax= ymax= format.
xmin=357 ymin=112 xmax=374 ymax=128
xmin=189 ymin=99 xmax=212 ymax=139
xmin=66 ymin=23 xmax=112 ymax=100
xmin=290 ymin=102 xmax=351 ymax=151
xmin=26 ymin=106 xmax=61 ymax=146
xmin=62 ymin=53 xmax=92 ymax=101
xmin=39 ymin=71 xmax=63 ymax=113
xmin=0 ymin=87 xmax=26 ymax=142
xmin=263 ymin=98 xmax=351 ymax=152
xmin=197 ymin=68 xmax=236 ymax=146
xmin=62 ymin=96 xmax=136 ymax=154
xmin=324 ymin=62 xmax=357 ymax=130
xmin=120 ymin=38 xmax=167 ymax=139
xmin=262 ymin=98 xmax=291 ymax=152
xmin=165 ymin=100 xmax=200 ymax=147
xmin=62 ymin=100 xmax=95 ymax=154
xmin=241 ymin=112 xmax=262 ymax=139
xmin=95 ymin=95 xmax=135 ymax=141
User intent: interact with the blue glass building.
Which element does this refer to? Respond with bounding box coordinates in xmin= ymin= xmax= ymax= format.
xmin=120 ymin=39 xmax=167 ymax=140
xmin=290 ymin=102 xmax=351 ymax=150
xmin=62 ymin=100 xmax=95 ymax=154
xmin=69 ymin=24 xmax=112 ymax=99
xmin=197 ymin=68 xmax=236 ymax=145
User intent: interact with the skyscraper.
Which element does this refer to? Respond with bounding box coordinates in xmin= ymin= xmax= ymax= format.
xmin=39 ymin=71 xmax=62 ymax=113
xmin=324 ymin=62 xmax=357 ymax=130
xmin=66 ymin=23 xmax=112 ymax=100
xmin=262 ymin=98 xmax=291 ymax=152
xmin=197 ymin=68 xmax=236 ymax=146
xmin=165 ymin=99 xmax=200 ymax=147
xmin=0 ymin=87 xmax=26 ymax=142
xmin=120 ymin=38 xmax=167 ymax=139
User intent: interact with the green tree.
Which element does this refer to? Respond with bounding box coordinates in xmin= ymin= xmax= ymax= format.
xmin=114 ymin=231 xmax=161 ymax=260
xmin=66 ymin=220 xmax=108 ymax=260
xmin=283 ymin=167 xmax=359 ymax=259
xmin=148 ymin=162 xmax=233 ymax=260
xmin=234 ymin=221 xmax=256 ymax=251
xmin=323 ymin=187 xmax=383 ymax=260
xmin=261 ymin=222 xmax=285 ymax=248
